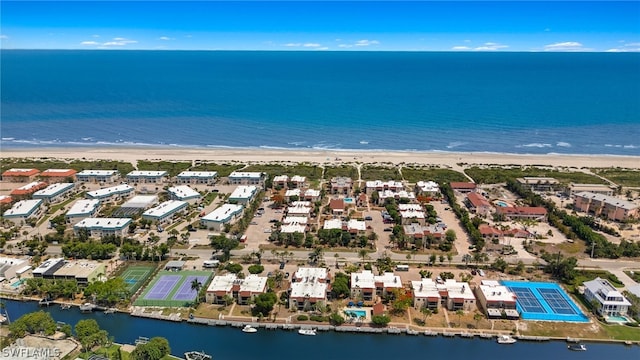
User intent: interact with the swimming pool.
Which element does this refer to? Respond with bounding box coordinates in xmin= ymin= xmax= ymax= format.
xmin=495 ymin=201 xmax=509 ymax=207
xmin=344 ymin=309 xmax=367 ymax=318
xmin=343 ymin=198 xmax=355 ymax=204
xmin=501 ymin=281 xmax=588 ymax=322
xmin=10 ymin=279 xmax=25 ymax=288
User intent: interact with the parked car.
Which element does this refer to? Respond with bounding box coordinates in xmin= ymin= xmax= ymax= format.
xmin=279 ymin=262 xmax=286 ymax=269
xmin=364 ymin=216 xmax=373 ymax=221
xmin=384 ymin=227 xmax=393 ymax=232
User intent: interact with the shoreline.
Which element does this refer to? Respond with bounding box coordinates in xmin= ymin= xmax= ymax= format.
xmin=2 ymin=146 xmax=640 ymax=169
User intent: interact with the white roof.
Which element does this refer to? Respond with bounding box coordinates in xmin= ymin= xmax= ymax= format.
xmin=398 ymin=204 xmax=422 ymax=211
xmin=304 ymin=189 xmax=321 ymax=197
xmin=291 ymin=175 xmax=306 ymax=183
xmin=0 ymin=195 xmax=11 ymax=202
xmin=479 ymin=281 xmax=516 ymax=303
xmin=444 ymin=279 xmax=475 ymax=301
xmin=14 ymin=181 xmax=46 ymax=191
xmin=294 ymin=267 xmax=328 ymax=281
xmin=285 ymin=189 xmax=301 ymax=197
xmin=229 ymin=185 xmax=257 ymax=200
xmin=291 ymin=201 xmax=311 ymax=207
xmin=207 ymin=274 xmax=267 ymax=293
xmin=416 ymin=181 xmax=440 ymax=192
xmin=348 ymin=219 xmax=366 ymax=231
xmin=412 ymin=278 xmax=442 ymax=299
xmin=287 ymin=205 xmax=311 ymax=215
xmin=290 ymin=281 xmax=327 ymax=300
xmin=74 ymin=217 xmax=132 ymax=230
xmin=273 ymin=175 xmax=289 ymax=182
xmin=177 ymin=171 xmax=218 ymax=178
xmin=86 ymin=184 xmax=134 ymax=199
xmin=33 ymin=183 xmax=74 ymax=197
xmin=575 ymin=192 xmax=638 ymax=210
xmin=66 ymin=199 xmax=101 ymax=216
xmin=229 ymin=171 xmax=263 ymax=179
xmin=351 ymin=270 xmax=402 ymax=290
xmin=77 ymin=170 xmax=118 ymax=176
xmin=122 ymin=195 xmax=158 ymax=208
xmin=281 ymin=224 xmax=306 ymax=233
xmin=365 ymin=180 xmax=403 ymax=188
xmin=0 ymin=257 xmax=27 ymax=267
xmin=323 ymin=218 xmax=342 ymax=230
xmin=127 ymin=170 xmax=168 ymax=177
xmin=379 ymin=190 xmax=416 ymax=200
xmin=143 ymin=200 xmax=188 ymax=218
xmin=202 ymin=204 xmax=243 ymax=222
xmin=168 ymin=185 xmax=201 ymax=200
xmin=282 ymin=216 xmax=308 ymax=225
xmin=584 ymin=277 xmax=632 ymax=306
xmin=32 ymin=257 xmax=64 ymax=275
xmin=400 ymin=210 xmax=425 ymax=219
xmin=3 ymin=199 xmax=42 ymax=217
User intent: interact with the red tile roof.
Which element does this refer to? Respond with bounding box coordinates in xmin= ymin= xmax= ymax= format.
xmin=329 ymin=199 xmax=345 ymax=210
xmin=467 ymin=192 xmax=492 ymax=208
xmin=40 ymin=169 xmax=77 ymax=177
xmin=2 ymin=168 xmax=40 ymax=177
xmin=10 ymin=182 xmax=48 ymax=196
xmin=496 ymin=206 xmax=547 ymax=216
xmin=450 ymin=182 xmax=477 ymax=189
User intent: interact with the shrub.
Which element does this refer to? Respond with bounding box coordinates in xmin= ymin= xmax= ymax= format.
xmin=297 ymin=315 xmax=309 ymax=321
xmin=248 ymin=264 xmax=264 ymax=274
xmin=309 ymin=315 xmax=327 ymax=322
xmin=371 ymin=314 xmax=391 ymax=327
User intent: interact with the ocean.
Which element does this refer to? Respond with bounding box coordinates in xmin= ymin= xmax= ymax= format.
xmin=1 ymin=50 xmax=639 ymax=155
xmin=2 ymin=300 xmax=639 ymax=360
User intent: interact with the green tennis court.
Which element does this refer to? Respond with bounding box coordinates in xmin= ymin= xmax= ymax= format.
xmin=119 ymin=265 xmax=155 ymax=294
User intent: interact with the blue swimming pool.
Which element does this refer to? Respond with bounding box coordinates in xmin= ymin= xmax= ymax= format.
xmin=495 ymin=201 xmax=508 ymax=207
xmin=501 ymin=281 xmax=588 ymax=322
xmin=344 ymin=309 xmax=367 ymax=318
xmin=10 ymin=279 xmax=25 ymax=288
xmin=343 ymin=198 xmax=355 ymax=204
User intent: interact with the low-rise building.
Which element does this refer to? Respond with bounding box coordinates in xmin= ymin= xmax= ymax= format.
xmin=289 ymin=267 xmax=331 ymax=311
xmin=450 ymin=182 xmax=477 ymax=193
xmin=495 ymin=206 xmax=547 ymax=221
xmin=412 ymin=279 xmax=475 ymax=311
xmin=350 ymin=270 xmax=402 ymax=301
xmin=126 ymin=170 xmax=168 ymax=184
xmin=415 ymin=181 xmax=440 ymax=195
xmin=65 ymin=199 xmax=101 ymax=224
xmin=329 ymin=199 xmax=345 ymax=217
xmin=288 ymin=201 xmax=313 ymax=218
xmin=52 ymin=260 xmax=105 ymax=286
xmin=443 ymin=279 xmax=476 ymax=311
xmin=403 ymin=223 xmax=445 ymax=241
xmin=2 ymin=199 xmax=43 ymax=226
xmin=566 ymin=183 xmax=614 ymax=197
xmin=272 ymin=175 xmax=289 ymax=189
xmin=475 ymin=280 xmax=517 ymax=316
xmin=281 ymin=223 xmax=307 ymax=234
xmin=1 ymin=168 xmax=40 ymax=182
xmin=76 ymin=170 xmax=120 ymax=184
xmin=10 ymin=181 xmax=48 ymax=200
xmin=303 ymin=189 xmax=321 ymax=202
xmin=290 ymin=175 xmax=307 ymax=189
xmin=376 ymin=190 xmax=416 ymax=205
xmin=73 ymin=217 xmax=132 ymax=238
xmin=32 ymin=258 xmax=66 ymax=279
xmin=229 ymin=185 xmax=258 ymax=205
xmin=176 ymin=171 xmax=218 ymax=185
xmin=285 ymin=188 xmax=301 ymax=201
xmin=573 ymin=192 xmax=638 ymax=221
xmin=86 ymin=184 xmax=134 ymax=202
xmin=32 ymin=183 xmax=75 ymax=204
xmin=205 ymin=274 xmax=267 ymax=305
xmin=0 ymin=257 xmax=31 ymax=281
xmin=228 ymin=171 xmax=266 ymax=187
xmin=167 ymin=185 xmax=201 ymax=204
xmin=330 ymin=177 xmax=353 ymax=196
xmin=121 ymin=195 xmax=158 ymax=210
xmin=583 ymin=277 xmax=631 ymax=317
xmin=466 ymin=192 xmax=493 ymax=216
xmin=40 ymin=169 xmax=77 ymax=183
xmin=365 ymin=180 xmax=404 ymax=196
xmin=201 ymin=204 xmax=244 ymax=231
xmin=412 ymin=278 xmax=441 ymax=310
xmin=516 ymin=177 xmax=559 ymax=192
xmin=142 ymin=200 xmax=188 ymax=225
xmin=0 ymin=195 xmax=13 ymax=206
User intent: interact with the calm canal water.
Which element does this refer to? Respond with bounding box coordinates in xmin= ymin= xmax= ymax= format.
xmin=2 ymin=300 xmax=639 ymax=360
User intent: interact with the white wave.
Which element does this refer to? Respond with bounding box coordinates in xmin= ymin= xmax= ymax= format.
xmin=287 ymin=141 xmax=306 ymax=146
xmin=556 ymin=142 xmax=571 ymax=147
xmin=359 ymin=140 xmax=369 ymax=145
xmin=81 ymin=137 xmax=94 ymax=141
xmin=516 ymin=143 xmax=553 ymax=148
xmin=446 ymin=141 xmax=466 ymax=149
xmin=1 ymin=137 xmax=15 ymax=141
xmin=623 ymin=144 xmax=638 ymax=149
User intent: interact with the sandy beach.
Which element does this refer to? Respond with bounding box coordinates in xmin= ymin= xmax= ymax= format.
xmin=2 ymin=147 xmax=639 ymax=169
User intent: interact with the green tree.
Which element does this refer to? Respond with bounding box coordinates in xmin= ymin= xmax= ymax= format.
xmin=473 ymin=313 xmax=484 ymax=329
xmin=130 ymin=337 xmax=171 ymax=360
xmin=358 ymin=249 xmax=369 ymax=263
xmin=455 ymin=309 xmax=464 ymax=327
xmin=8 ymin=311 xmax=57 ymax=338
xmin=75 ymin=319 xmax=108 ymax=351
xmin=421 ymin=307 xmax=433 ymax=323
xmin=491 ymin=257 xmax=509 ymax=273
xmin=191 ymin=279 xmax=203 ymax=303
xmin=252 ymin=292 xmax=278 ymax=317
xmin=371 ymin=314 xmax=391 ymax=327
xmin=248 ymin=264 xmax=265 ymax=274
xmin=329 ymin=312 xmax=345 ymax=326
xmin=462 ymin=254 xmax=472 ymax=268
xmin=331 ymin=272 xmax=351 ymax=298
xmin=210 ymin=234 xmax=239 ymax=262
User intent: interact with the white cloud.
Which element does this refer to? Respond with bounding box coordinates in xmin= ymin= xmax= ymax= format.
xmin=606 ymin=42 xmax=640 ymax=53
xmin=101 ymin=38 xmax=138 ymax=47
xmin=451 ymin=46 xmax=470 ymax=51
xmin=474 ymin=42 xmax=509 ymax=51
xmin=338 ymin=44 xmax=352 ymax=48
xmin=159 ymin=36 xmax=174 ymax=41
xmin=303 ymin=43 xmax=321 ymax=48
xmin=543 ymin=41 xmax=586 ymax=52
xmin=355 ymin=39 xmax=380 ymax=46
xmin=283 ymin=43 xmax=302 ymax=47
xmin=317 ymin=47 xmax=329 ymax=51
xmin=80 ymin=41 xmax=99 ymax=46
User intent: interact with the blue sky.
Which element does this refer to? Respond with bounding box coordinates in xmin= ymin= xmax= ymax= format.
xmin=1 ymin=1 xmax=639 ymax=51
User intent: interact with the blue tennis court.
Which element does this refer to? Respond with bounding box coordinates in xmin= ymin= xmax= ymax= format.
xmin=145 ymin=275 xmax=181 ymax=300
xmin=172 ymin=275 xmax=210 ymax=301
xmin=502 ymin=281 xmax=588 ymax=322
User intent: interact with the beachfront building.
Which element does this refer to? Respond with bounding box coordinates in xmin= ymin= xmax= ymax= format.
xmin=376 ymin=190 xmax=416 ymax=206
xmin=475 ymin=280 xmax=518 ymax=317
xmin=176 ymin=171 xmax=218 ymax=185
xmin=495 ymin=206 xmax=547 ymax=221
xmin=65 ymin=199 xmax=101 ymax=225
xmin=228 ymin=171 xmax=266 ymax=187
xmin=0 ymin=257 xmax=31 ymax=282
xmin=289 ymin=267 xmax=331 ymax=311
xmin=1 ymin=168 xmax=40 ymax=183
xmin=350 ymin=270 xmax=402 ymax=301
xmin=290 ymin=175 xmax=307 ymax=189
xmin=86 ymin=184 xmax=134 ymax=203
xmin=10 ymin=181 xmax=48 ymax=200
xmin=465 ymin=192 xmax=493 ymax=216
xmin=201 ymin=204 xmax=244 ymax=231
xmin=205 ymin=274 xmax=267 ymax=305
xmin=566 ymin=183 xmax=615 ymax=197
xmin=415 ymin=181 xmax=440 ymax=196
xmin=365 ymin=180 xmax=404 ymax=196
xmin=32 ymin=258 xmax=66 ymax=280
xmin=398 ymin=204 xmax=425 ymax=225
xmin=303 ymin=189 xmax=321 ymax=202
xmin=39 ymin=169 xmax=77 ymax=183
xmin=126 ymin=170 xmax=168 ymax=184
xmin=32 ymin=183 xmax=75 ymax=204
xmin=573 ymin=192 xmax=638 ymax=221
xmin=450 ymin=182 xmax=477 ymax=193
xmin=73 ymin=218 xmax=132 ymax=238
xmin=411 ymin=278 xmax=441 ymax=310
xmin=0 ymin=196 xmax=12 ymax=207
xmin=52 ymin=260 xmax=106 ymax=286
xmin=516 ymin=177 xmax=559 ymax=193
xmin=228 ymin=185 xmax=258 ymax=205
xmin=583 ymin=277 xmax=632 ymax=317
xmin=142 ymin=200 xmax=188 ymax=225
xmin=330 ymin=177 xmax=353 ymax=196
xmin=167 ymin=185 xmax=201 ymax=204
xmin=2 ymin=199 xmax=43 ymax=226
xmin=76 ymin=170 xmax=120 ymax=184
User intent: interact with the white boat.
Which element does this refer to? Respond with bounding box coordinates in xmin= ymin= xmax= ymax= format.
xmin=60 ymin=304 xmax=71 ymax=310
xmin=79 ymin=303 xmax=95 ymax=312
xmin=184 ymin=351 xmax=212 ymax=360
xmin=298 ymin=328 xmax=317 ymax=336
xmin=242 ymin=325 xmax=257 ymax=333
xmin=104 ymin=308 xmax=116 ymax=314
xmin=497 ymin=335 xmax=516 ymax=344
xmin=567 ymin=343 xmax=587 ymax=351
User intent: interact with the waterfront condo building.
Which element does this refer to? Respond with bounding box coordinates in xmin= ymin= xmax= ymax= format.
xmin=32 ymin=183 xmax=75 ymax=204
xmin=176 ymin=171 xmax=218 ymax=185
xmin=330 ymin=177 xmax=353 ymax=196
xmin=2 ymin=199 xmax=43 ymax=226
xmin=0 ymin=257 xmax=31 ymax=281
xmin=573 ymin=192 xmax=638 ymax=221
xmin=86 ymin=184 xmax=134 ymax=203
xmin=350 ymin=270 xmax=402 ymax=301
xmin=39 ymin=169 xmax=77 ymax=183
xmin=167 ymin=185 xmax=201 ymax=204
xmin=365 ymin=180 xmax=404 ymax=196
xmin=475 ymin=280 xmax=518 ymax=318
xmin=228 ymin=185 xmax=258 ymax=205
xmin=566 ymin=183 xmax=615 ymax=197
xmin=73 ymin=217 xmax=132 ymax=238
xmin=76 ymin=170 xmax=120 ymax=184
xmin=516 ymin=177 xmax=559 ymax=193
xmin=205 ymin=274 xmax=267 ymax=305
xmin=10 ymin=181 xmax=48 ymax=200
xmin=228 ymin=171 xmax=266 ymax=187
xmin=52 ymin=260 xmax=106 ymax=286
xmin=465 ymin=192 xmax=493 ymax=216
xmin=415 ymin=181 xmax=440 ymax=196
xmin=289 ymin=267 xmax=331 ymax=311
xmin=495 ymin=206 xmax=547 ymax=221
xmin=1 ymin=168 xmax=40 ymax=183
xmin=449 ymin=182 xmax=477 ymax=193
xmin=126 ymin=170 xmax=168 ymax=184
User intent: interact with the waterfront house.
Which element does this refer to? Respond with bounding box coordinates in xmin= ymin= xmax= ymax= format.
xmin=516 ymin=177 xmax=559 ymax=193
xmin=52 ymin=260 xmax=105 ymax=286
xmin=495 ymin=206 xmax=547 ymax=221
xmin=76 ymin=170 xmax=120 ymax=184
xmin=228 ymin=171 xmax=266 ymax=187
xmin=289 ymin=267 xmax=331 ymax=311
xmin=330 ymin=177 xmax=353 ymax=196
xmin=176 ymin=171 xmax=218 ymax=185
xmin=573 ymin=192 xmax=638 ymax=221
xmin=65 ymin=199 xmax=101 ymax=225
xmin=126 ymin=170 xmax=168 ymax=184
xmin=350 ymin=270 xmax=402 ymax=301
xmin=73 ymin=217 xmax=132 ymax=238
xmin=450 ymin=182 xmax=477 ymax=193
xmin=86 ymin=184 xmax=134 ymax=203
xmin=411 ymin=278 xmax=441 ymax=310
xmin=443 ymin=280 xmax=476 ymax=311
xmin=583 ymin=277 xmax=631 ymax=317
xmin=228 ymin=185 xmax=258 ymax=205
xmin=475 ymin=280 xmax=517 ymax=317
xmin=201 ymin=204 xmax=244 ymax=231
xmin=32 ymin=183 xmax=75 ymax=204
xmin=10 ymin=181 xmax=48 ymax=200
xmin=0 ymin=257 xmax=31 ymax=281
xmin=1 ymin=168 xmax=40 ymax=182
xmin=167 ymin=185 xmax=201 ymax=204
xmin=142 ymin=200 xmax=188 ymax=225
xmin=32 ymin=258 xmax=66 ymax=279
xmin=2 ymin=199 xmax=43 ymax=226
xmin=40 ymin=169 xmax=77 ymax=183
xmin=206 ymin=274 xmax=267 ymax=305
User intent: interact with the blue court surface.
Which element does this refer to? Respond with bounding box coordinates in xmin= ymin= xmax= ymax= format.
xmin=501 ymin=281 xmax=589 ymax=322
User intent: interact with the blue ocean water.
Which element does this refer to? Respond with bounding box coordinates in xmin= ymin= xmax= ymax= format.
xmin=3 ymin=300 xmax=639 ymax=360
xmin=1 ymin=50 xmax=639 ymax=155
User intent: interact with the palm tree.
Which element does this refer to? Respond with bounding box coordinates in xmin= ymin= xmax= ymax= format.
xmin=473 ymin=312 xmax=483 ymax=329
xmin=446 ymin=253 xmax=453 ymax=266
xmin=358 ymin=249 xmax=369 ymax=263
xmin=421 ymin=307 xmax=432 ymax=324
xmin=456 ymin=309 xmax=464 ymax=327
xmin=191 ymin=279 xmax=203 ymax=303
xmin=462 ymin=254 xmax=472 ymax=268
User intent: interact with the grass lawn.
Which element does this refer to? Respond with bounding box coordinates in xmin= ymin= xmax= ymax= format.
xmin=600 ymin=323 xmax=640 ymax=341
xmin=592 ymin=168 xmax=640 ymax=187
xmin=520 ymin=321 xmax=607 ymax=339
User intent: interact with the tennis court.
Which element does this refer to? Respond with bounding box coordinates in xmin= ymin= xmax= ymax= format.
xmin=135 ymin=270 xmax=212 ymax=307
xmin=502 ymin=281 xmax=588 ymax=322
xmin=119 ymin=265 xmax=155 ymax=294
